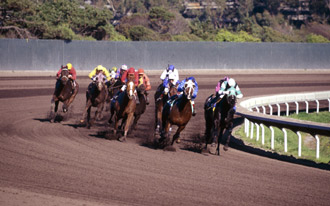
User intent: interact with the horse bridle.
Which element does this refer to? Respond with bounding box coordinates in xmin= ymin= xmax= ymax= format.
xmin=184 ymin=80 xmax=195 ymax=100
xmin=126 ymin=81 xmax=135 ymax=99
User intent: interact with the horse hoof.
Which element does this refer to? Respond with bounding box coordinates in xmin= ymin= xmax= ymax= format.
xmin=176 ymin=138 xmax=181 ymax=143
xmin=223 ymin=146 xmax=229 ymax=151
xmin=118 ymin=136 xmax=126 ymax=142
xmin=80 ymin=120 xmax=84 ymax=123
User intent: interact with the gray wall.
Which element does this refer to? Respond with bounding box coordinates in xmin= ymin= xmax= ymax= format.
xmin=1 ymin=38 xmax=330 ymax=71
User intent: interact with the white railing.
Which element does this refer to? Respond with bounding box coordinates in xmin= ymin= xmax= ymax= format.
xmin=236 ymin=91 xmax=330 ymax=159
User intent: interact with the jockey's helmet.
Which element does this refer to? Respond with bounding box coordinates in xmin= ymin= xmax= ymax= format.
xmin=168 ymin=73 xmax=176 ymax=80
xmin=67 ymin=63 xmax=72 ymax=70
xmin=121 ymin=64 xmax=128 ymax=71
xmin=168 ymin=65 xmax=175 ymax=71
xmin=96 ymin=65 xmax=103 ymax=71
xmin=128 ymin=67 xmax=135 ymax=74
xmin=224 ymin=76 xmax=229 ymax=81
xmin=138 ymin=68 xmax=144 ymax=75
xmin=228 ymin=78 xmax=236 ymax=87
xmin=111 ymin=67 xmax=117 ymax=72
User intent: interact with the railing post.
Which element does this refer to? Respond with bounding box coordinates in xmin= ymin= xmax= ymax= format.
xmin=246 ymin=119 xmax=250 ymax=137
xmin=305 ymin=101 xmax=309 ymax=113
xmin=268 ymin=104 xmax=273 ymax=115
xmin=282 ymin=128 xmax=287 ymax=153
xmin=297 ymin=131 xmax=302 ymax=157
xmin=270 ymin=126 xmax=274 ymax=150
xmin=261 ymin=124 xmax=265 ymax=145
xmin=315 ymin=135 xmax=320 ymax=159
xmin=250 ymin=121 xmax=254 ymax=139
xmin=295 ymin=101 xmax=299 ymax=114
xmin=256 ymin=123 xmax=260 ymax=141
xmin=255 ymin=106 xmax=260 ymax=113
xmin=285 ymin=102 xmax=289 ymax=116
xmin=328 ymin=99 xmax=330 ymax=112
xmin=276 ymin=103 xmax=280 ymax=116
xmin=262 ymin=106 xmax=266 ymax=114
xmin=316 ymin=100 xmax=319 ymax=113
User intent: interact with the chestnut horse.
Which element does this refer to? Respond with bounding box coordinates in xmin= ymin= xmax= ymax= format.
xmin=154 ymin=83 xmax=177 ymax=135
xmin=159 ymin=79 xmax=195 ymax=147
xmin=131 ymin=83 xmax=147 ymax=130
xmin=109 ymin=80 xmax=136 ymax=142
xmin=81 ymin=73 xmax=108 ymax=129
xmin=50 ymin=68 xmax=79 ymax=122
xmin=203 ymin=89 xmax=237 ymax=155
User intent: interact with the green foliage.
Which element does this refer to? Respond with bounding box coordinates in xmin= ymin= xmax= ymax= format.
xmin=289 ymin=112 xmax=330 ymax=123
xmin=215 ymin=29 xmax=261 ymax=42
xmin=306 ymin=34 xmax=330 ymax=43
xmin=149 ymin=6 xmax=175 ymax=33
xmin=129 ymin=25 xmax=158 ymax=41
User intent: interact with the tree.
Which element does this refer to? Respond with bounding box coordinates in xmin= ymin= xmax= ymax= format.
xmin=149 ymin=6 xmax=174 ymax=33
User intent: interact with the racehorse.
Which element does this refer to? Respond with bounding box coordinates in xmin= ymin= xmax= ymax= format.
xmin=154 ymin=83 xmax=177 ymax=135
xmin=131 ymin=83 xmax=147 ymax=130
xmin=109 ymin=79 xmax=136 ymax=142
xmin=80 ymin=73 xmax=108 ymax=129
xmin=106 ymin=78 xmax=124 ymax=110
xmin=50 ymin=68 xmax=79 ymax=122
xmin=203 ymin=89 xmax=237 ymax=155
xmin=159 ymin=79 xmax=195 ymax=148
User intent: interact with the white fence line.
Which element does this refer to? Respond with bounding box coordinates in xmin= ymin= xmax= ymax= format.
xmin=237 ymin=91 xmax=330 ymax=159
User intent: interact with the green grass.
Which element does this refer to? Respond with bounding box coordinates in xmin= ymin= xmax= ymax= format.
xmin=235 ymin=111 xmax=330 ymax=164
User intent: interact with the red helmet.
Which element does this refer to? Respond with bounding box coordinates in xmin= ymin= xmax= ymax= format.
xmin=128 ymin=67 xmax=135 ymax=74
xmin=138 ymin=68 xmax=144 ymax=74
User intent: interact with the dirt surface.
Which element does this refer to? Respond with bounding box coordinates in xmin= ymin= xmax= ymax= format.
xmin=1 ymin=71 xmax=330 ymax=206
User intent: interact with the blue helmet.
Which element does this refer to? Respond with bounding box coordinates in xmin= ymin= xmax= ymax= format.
xmin=168 ymin=65 xmax=175 ymax=71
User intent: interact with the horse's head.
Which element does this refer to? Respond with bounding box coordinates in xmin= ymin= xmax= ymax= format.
xmin=169 ymin=84 xmax=178 ymax=97
xmin=126 ymin=80 xmax=135 ymax=99
xmin=137 ymin=83 xmax=146 ymax=94
xmin=60 ymin=68 xmax=70 ymax=84
xmin=95 ymin=73 xmax=106 ymax=91
xmin=183 ymin=79 xmax=195 ymax=100
xmin=226 ymin=87 xmax=237 ymax=107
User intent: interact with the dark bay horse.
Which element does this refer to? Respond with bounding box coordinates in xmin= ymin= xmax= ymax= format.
xmin=50 ymin=68 xmax=79 ymax=122
xmin=109 ymin=80 xmax=136 ymax=142
xmin=204 ymin=89 xmax=237 ymax=155
xmin=131 ymin=83 xmax=147 ymax=130
xmin=106 ymin=78 xmax=124 ymax=111
xmin=159 ymin=79 xmax=195 ymax=148
xmin=80 ymin=73 xmax=108 ymax=129
xmin=154 ymin=83 xmax=177 ymax=135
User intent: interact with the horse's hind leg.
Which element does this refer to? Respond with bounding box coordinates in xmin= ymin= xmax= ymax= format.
xmin=224 ymin=122 xmax=233 ymax=151
xmin=132 ymin=114 xmax=141 ymax=130
xmin=172 ymin=125 xmax=186 ymax=145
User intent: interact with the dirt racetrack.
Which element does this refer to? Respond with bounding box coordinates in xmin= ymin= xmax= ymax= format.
xmin=1 ymin=70 xmax=330 ymax=206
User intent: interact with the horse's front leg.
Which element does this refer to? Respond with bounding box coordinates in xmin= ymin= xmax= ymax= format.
xmin=132 ymin=114 xmax=141 ymax=130
xmin=50 ymin=97 xmax=58 ymax=122
xmin=95 ymin=103 xmax=104 ymax=121
xmin=217 ymin=127 xmax=225 ymax=156
xmin=119 ymin=113 xmax=134 ymax=142
xmin=81 ymin=100 xmax=92 ymax=124
xmin=224 ymin=122 xmax=233 ymax=151
xmin=172 ymin=125 xmax=186 ymax=145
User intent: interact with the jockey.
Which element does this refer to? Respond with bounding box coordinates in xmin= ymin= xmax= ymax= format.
xmin=88 ymin=65 xmax=110 ymax=83
xmin=119 ymin=67 xmax=140 ymax=104
xmin=171 ymin=76 xmax=198 ymax=116
xmin=109 ymin=66 xmax=117 ymax=79
xmin=115 ymin=64 xmax=128 ymax=80
xmin=55 ymin=63 xmax=77 ymax=93
xmin=160 ymin=65 xmax=179 ymax=90
xmin=137 ymin=68 xmax=151 ymax=105
xmin=216 ymin=78 xmax=243 ymax=112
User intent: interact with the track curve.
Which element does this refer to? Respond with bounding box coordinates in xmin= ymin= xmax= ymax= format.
xmin=0 ymin=71 xmax=330 ymax=206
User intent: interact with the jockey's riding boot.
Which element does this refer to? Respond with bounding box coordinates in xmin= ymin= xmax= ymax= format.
xmin=192 ymin=101 xmax=196 ymax=116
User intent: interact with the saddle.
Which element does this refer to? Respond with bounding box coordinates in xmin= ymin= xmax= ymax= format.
xmin=205 ymin=94 xmax=222 ymax=111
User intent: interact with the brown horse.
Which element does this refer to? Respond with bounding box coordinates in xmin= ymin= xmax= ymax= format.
xmin=81 ymin=73 xmax=108 ymax=129
xmin=159 ymin=79 xmax=195 ymax=148
xmin=109 ymin=80 xmax=136 ymax=142
xmin=203 ymin=89 xmax=237 ymax=155
xmin=131 ymin=83 xmax=147 ymax=130
xmin=50 ymin=68 xmax=79 ymax=122
xmin=154 ymin=83 xmax=177 ymax=135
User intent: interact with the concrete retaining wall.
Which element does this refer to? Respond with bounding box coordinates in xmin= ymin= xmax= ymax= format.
xmin=1 ymin=39 xmax=330 ymax=71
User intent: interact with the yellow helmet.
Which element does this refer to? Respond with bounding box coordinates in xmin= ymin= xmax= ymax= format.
xmin=67 ymin=63 xmax=72 ymax=70
xmin=112 ymin=67 xmax=117 ymax=72
xmin=97 ymin=65 xmax=103 ymax=71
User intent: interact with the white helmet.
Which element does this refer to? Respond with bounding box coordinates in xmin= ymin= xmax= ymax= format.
xmin=168 ymin=73 xmax=176 ymax=80
xmin=121 ymin=64 xmax=127 ymax=71
xmin=228 ymin=78 xmax=236 ymax=87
